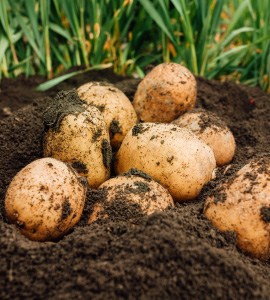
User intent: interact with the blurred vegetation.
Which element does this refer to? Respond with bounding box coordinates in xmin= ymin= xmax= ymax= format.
xmin=0 ymin=0 xmax=269 ymax=92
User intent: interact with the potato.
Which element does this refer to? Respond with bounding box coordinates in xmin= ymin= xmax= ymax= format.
xmin=5 ymin=158 xmax=87 ymax=242
xmin=77 ymin=82 xmax=138 ymax=149
xmin=43 ymin=90 xmax=112 ymax=188
xmin=172 ymin=109 xmax=236 ymax=166
xmin=114 ymin=123 xmax=216 ymax=202
xmin=204 ymin=156 xmax=270 ymax=260
xmin=88 ymin=169 xmax=174 ymax=224
xmin=133 ymin=63 xmax=197 ymax=122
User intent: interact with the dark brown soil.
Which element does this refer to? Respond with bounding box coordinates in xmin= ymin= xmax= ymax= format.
xmin=1 ymin=68 xmax=270 ymax=300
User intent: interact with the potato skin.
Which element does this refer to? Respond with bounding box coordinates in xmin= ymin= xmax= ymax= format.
xmin=88 ymin=174 xmax=174 ymax=223
xmin=77 ymin=82 xmax=138 ymax=149
xmin=5 ymin=158 xmax=87 ymax=242
xmin=133 ymin=63 xmax=197 ymax=122
xmin=172 ymin=109 xmax=236 ymax=166
xmin=204 ymin=157 xmax=270 ymax=260
xmin=43 ymin=105 xmax=111 ymax=189
xmin=114 ymin=123 xmax=216 ymax=202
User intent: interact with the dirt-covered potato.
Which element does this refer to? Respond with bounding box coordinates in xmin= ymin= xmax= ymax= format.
xmin=172 ymin=109 xmax=236 ymax=166
xmin=114 ymin=123 xmax=216 ymax=202
xmin=133 ymin=63 xmax=197 ymax=123
xmin=43 ymin=90 xmax=112 ymax=188
xmin=204 ymin=156 xmax=270 ymax=260
xmin=5 ymin=158 xmax=87 ymax=242
xmin=88 ymin=169 xmax=174 ymax=224
xmin=77 ymin=82 xmax=138 ymax=149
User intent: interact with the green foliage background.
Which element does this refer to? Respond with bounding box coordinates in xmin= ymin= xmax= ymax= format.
xmin=0 ymin=0 xmax=269 ymax=92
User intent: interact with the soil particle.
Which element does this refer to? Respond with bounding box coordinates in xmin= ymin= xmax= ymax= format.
xmin=244 ymin=171 xmax=257 ymax=181
xmin=77 ymin=189 xmax=108 ymax=226
xmin=77 ymin=176 xmax=89 ymax=188
xmin=102 ymin=198 xmax=145 ymax=224
xmin=167 ymin=155 xmax=174 ymax=163
xmin=121 ymin=168 xmax=152 ymax=181
xmin=110 ymin=119 xmax=122 ymax=137
xmin=91 ymin=185 xmax=146 ymax=225
xmin=92 ymin=128 xmax=102 ymax=142
xmin=213 ymin=191 xmax=227 ymax=204
xmin=132 ymin=123 xmax=144 ymax=136
xmin=131 ymin=123 xmax=150 ymax=136
xmin=125 ymin=181 xmax=150 ymax=194
xmin=72 ymin=161 xmax=89 ymax=174
xmin=255 ymin=156 xmax=270 ymax=176
xmin=93 ymin=104 xmax=105 ymax=112
xmin=0 ymin=69 xmax=270 ymax=300
xmin=43 ymin=89 xmax=86 ymax=132
xmin=101 ymin=139 xmax=112 ymax=169
xmin=61 ymin=199 xmax=73 ymax=220
xmin=189 ymin=108 xmax=228 ymax=133
xmin=260 ymin=206 xmax=270 ymax=223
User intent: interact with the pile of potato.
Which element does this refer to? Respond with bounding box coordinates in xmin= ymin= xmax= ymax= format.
xmin=11 ymin=62 xmax=269 ymax=262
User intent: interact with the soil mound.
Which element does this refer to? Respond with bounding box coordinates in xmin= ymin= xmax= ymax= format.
xmin=0 ymin=70 xmax=270 ymax=299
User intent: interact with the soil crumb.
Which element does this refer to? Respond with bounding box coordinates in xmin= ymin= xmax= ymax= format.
xmin=43 ymin=89 xmax=86 ymax=132
xmin=61 ymin=199 xmax=73 ymax=220
xmin=102 ymin=139 xmax=112 ymax=169
xmin=110 ymin=119 xmax=123 ymax=137
xmin=121 ymin=168 xmax=152 ymax=181
xmin=72 ymin=161 xmax=88 ymax=174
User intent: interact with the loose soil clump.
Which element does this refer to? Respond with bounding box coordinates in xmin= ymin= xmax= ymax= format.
xmin=0 ymin=69 xmax=270 ymax=299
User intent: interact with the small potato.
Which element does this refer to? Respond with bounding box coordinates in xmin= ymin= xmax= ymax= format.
xmin=204 ymin=156 xmax=270 ymax=260
xmin=43 ymin=90 xmax=112 ymax=188
xmin=77 ymin=82 xmax=138 ymax=149
xmin=88 ymin=170 xmax=174 ymax=224
xmin=133 ymin=63 xmax=197 ymax=122
xmin=5 ymin=158 xmax=87 ymax=242
xmin=172 ymin=109 xmax=236 ymax=166
xmin=114 ymin=123 xmax=216 ymax=202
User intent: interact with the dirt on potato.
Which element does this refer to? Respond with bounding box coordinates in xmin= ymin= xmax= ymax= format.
xmin=0 ymin=68 xmax=270 ymax=300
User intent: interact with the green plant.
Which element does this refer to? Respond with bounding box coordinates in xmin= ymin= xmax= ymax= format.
xmin=0 ymin=0 xmax=269 ymax=92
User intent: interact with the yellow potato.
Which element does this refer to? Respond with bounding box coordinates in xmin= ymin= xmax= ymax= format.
xmin=172 ymin=109 xmax=236 ymax=166
xmin=133 ymin=63 xmax=197 ymax=122
xmin=5 ymin=158 xmax=87 ymax=242
xmin=204 ymin=157 xmax=270 ymax=260
xmin=77 ymin=82 xmax=138 ymax=149
xmin=88 ymin=170 xmax=174 ymax=224
xmin=43 ymin=90 xmax=111 ymax=188
xmin=114 ymin=123 xmax=216 ymax=202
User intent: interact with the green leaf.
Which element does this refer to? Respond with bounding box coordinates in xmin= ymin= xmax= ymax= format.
xmin=16 ymin=13 xmax=44 ymax=63
xmin=139 ymin=0 xmax=177 ymax=45
xmin=213 ymin=45 xmax=249 ymax=62
xmin=25 ymin=0 xmax=41 ymax=45
xmin=0 ymin=0 xmax=11 ymax=41
xmin=49 ymin=23 xmax=73 ymax=42
xmin=8 ymin=56 xmax=32 ymax=72
xmin=35 ymin=63 xmax=113 ymax=91
xmin=0 ymin=33 xmax=9 ymax=65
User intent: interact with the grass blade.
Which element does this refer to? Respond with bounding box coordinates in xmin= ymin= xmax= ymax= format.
xmin=35 ymin=63 xmax=113 ymax=91
xmin=139 ymin=0 xmax=177 ymax=45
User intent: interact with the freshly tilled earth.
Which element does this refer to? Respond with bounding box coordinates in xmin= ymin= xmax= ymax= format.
xmin=0 ymin=69 xmax=270 ymax=299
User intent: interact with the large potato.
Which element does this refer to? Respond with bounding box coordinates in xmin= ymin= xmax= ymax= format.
xmin=172 ymin=109 xmax=236 ymax=166
xmin=133 ymin=63 xmax=197 ymax=122
xmin=5 ymin=158 xmax=87 ymax=242
xmin=77 ymin=82 xmax=138 ymax=149
xmin=204 ymin=157 xmax=270 ymax=260
xmin=43 ymin=90 xmax=112 ymax=188
xmin=88 ymin=170 xmax=174 ymax=224
xmin=114 ymin=123 xmax=216 ymax=202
